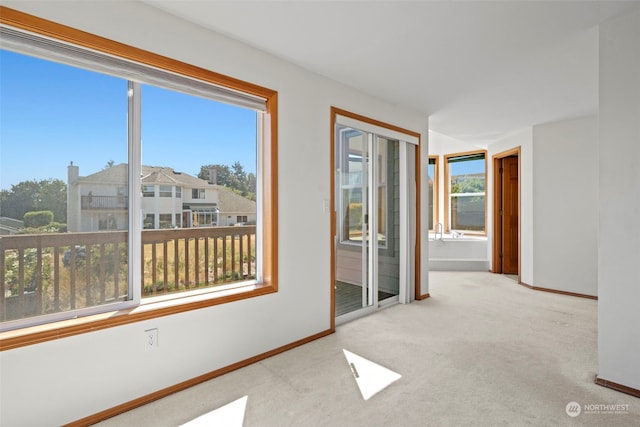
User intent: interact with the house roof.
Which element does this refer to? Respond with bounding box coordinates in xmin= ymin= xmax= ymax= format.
xmin=0 ymin=217 xmax=24 ymax=234
xmin=78 ymin=163 xmax=128 ymax=184
xmin=76 ymin=164 xmax=213 ymax=188
xmin=216 ymin=187 xmax=256 ymax=214
xmin=141 ymin=166 xmax=209 ymax=187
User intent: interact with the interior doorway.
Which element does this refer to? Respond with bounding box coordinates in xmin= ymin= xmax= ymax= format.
xmin=492 ymin=148 xmax=520 ymax=278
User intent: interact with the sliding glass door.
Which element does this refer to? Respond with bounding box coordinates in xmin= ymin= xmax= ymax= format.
xmin=335 ymin=125 xmax=401 ymax=321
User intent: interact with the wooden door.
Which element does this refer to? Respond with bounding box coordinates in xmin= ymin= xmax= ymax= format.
xmin=501 ymin=156 xmax=519 ymax=274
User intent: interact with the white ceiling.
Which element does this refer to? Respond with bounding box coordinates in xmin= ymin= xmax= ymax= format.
xmin=144 ymin=1 xmax=640 ymax=144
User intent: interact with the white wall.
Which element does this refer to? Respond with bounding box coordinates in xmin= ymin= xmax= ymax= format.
xmin=0 ymin=2 xmax=429 ymax=425
xmin=598 ymin=9 xmax=640 ymax=391
xmin=532 ymin=115 xmax=598 ymax=296
xmin=429 ymin=130 xmax=484 ymax=156
xmin=487 ymin=128 xmax=534 ymax=284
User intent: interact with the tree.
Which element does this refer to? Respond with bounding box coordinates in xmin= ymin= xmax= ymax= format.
xmin=231 ymin=161 xmax=247 ymax=194
xmin=198 ymin=163 xmax=255 ymax=201
xmin=246 ymin=173 xmax=257 ymax=200
xmin=0 ymin=179 xmax=67 ymax=222
xmin=451 ymin=176 xmax=485 ymax=194
xmin=198 ymin=164 xmax=232 ymax=187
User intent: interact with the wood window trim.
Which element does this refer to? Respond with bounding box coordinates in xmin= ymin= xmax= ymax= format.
xmin=0 ymin=284 xmax=276 ymax=351
xmin=444 ymin=149 xmax=488 ymax=235
xmin=0 ymin=6 xmax=278 ymax=350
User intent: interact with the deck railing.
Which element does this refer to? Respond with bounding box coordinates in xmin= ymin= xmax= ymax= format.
xmin=0 ymin=226 xmax=256 ymax=323
xmin=81 ymin=195 xmax=128 ymax=210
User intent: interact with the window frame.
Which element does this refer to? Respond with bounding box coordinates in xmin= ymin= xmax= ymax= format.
xmin=159 ymin=185 xmax=172 ymax=198
xmin=143 ymin=185 xmax=155 ymax=197
xmin=428 ymin=156 xmax=439 ymax=231
xmin=192 ymin=188 xmax=205 ymax=199
xmin=0 ymin=6 xmax=278 ymax=350
xmin=444 ymin=150 xmax=487 ymax=235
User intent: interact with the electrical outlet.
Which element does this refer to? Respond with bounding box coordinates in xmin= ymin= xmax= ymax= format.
xmin=144 ymin=328 xmax=158 ymax=351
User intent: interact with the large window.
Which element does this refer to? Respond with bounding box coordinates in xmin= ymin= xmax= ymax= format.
xmin=445 ymin=151 xmax=486 ymax=233
xmin=0 ymin=8 xmax=277 ymax=339
xmin=1 ymin=47 xmax=130 ymax=325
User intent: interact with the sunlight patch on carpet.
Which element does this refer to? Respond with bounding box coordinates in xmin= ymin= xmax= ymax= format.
xmin=343 ymin=349 xmax=401 ymax=400
xmin=180 ymin=395 xmax=247 ymax=427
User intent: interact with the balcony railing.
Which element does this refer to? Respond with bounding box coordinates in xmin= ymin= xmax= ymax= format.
xmin=0 ymin=226 xmax=256 ymax=323
xmin=81 ymin=195 xmax=128 ymax=210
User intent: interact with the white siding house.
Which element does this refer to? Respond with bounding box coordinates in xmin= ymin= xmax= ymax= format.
xmin=67 ymin=163 xmax=255 ymax=231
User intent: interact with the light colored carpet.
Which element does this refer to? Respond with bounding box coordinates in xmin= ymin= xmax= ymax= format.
xmin=96 ymin=272 xmax=640 ymax=426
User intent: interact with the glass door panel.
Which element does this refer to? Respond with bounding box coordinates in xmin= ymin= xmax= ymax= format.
xmin=335 ymin=126 xmax=373 ymax=317
xmin=375 ymin=136 xmax=400 ymax=304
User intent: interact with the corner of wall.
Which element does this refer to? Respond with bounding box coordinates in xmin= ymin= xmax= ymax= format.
xmin=597 ymin=6 xmax=640 ymax=391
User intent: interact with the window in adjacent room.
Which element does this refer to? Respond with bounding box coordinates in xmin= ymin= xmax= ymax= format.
xmin=445 ymin=151 xmax=487 ymax=234
xmin=336 ymin=128 xmax=393 ymax=249
xmin=428 ymin=156 xmax=438 ymax=231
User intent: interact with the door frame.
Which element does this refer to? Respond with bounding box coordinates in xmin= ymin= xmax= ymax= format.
xmin=330 ymin=107 xmax=422 ymax=330
xmin=492 ymin=147 xmax=521 ymax=280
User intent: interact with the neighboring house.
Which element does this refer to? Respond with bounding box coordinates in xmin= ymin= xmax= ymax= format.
xmin=216 ymin=185 xmax=258 ymax=226
xmin=67 ymin=163 xmax=256 ymax=232
xmin=0 ymin=217 xmax=23 ymax=235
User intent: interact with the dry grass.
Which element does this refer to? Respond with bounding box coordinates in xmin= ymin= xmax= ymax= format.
xmin=2 ymin=233 xmax=256 ymax=321
xmin=141 ymin=234 xmax=256 ymax=295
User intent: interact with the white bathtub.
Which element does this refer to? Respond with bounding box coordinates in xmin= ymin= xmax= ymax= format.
xmin=428 ymin=235 xmax=489 ymax=271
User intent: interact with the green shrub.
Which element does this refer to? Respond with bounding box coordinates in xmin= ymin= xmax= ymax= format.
xmin=23 ymin=210 xmax=54 ymax=228
xmin=17 ymin=221 xmax=67 ymax=235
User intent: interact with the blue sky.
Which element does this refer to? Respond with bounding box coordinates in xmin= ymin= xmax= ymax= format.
xmin=428 ymin=158 xmax=486 ymax=179
xmin=449 ymin=159 xmax=485 ymax=176
xmin=0 ymin=49 xmax=257 ymax=191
